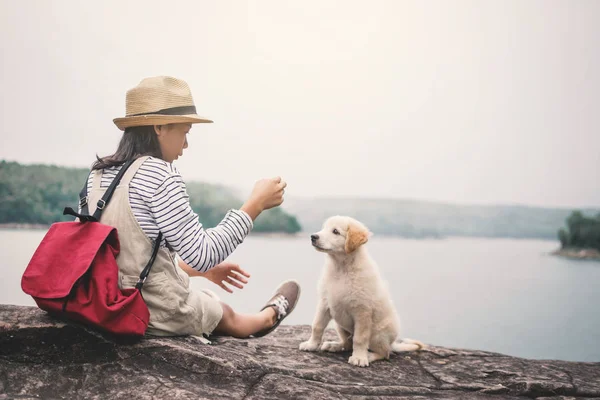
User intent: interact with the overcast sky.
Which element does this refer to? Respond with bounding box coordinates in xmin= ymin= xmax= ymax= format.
xmin=1 ymin=0 xmax=598 ymax=208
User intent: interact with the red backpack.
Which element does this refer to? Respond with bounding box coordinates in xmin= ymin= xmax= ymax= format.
xmin=21 ymin=159 xmax=162 ymax=336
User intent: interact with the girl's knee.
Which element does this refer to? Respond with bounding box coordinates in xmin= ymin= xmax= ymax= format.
xmin=220 ymin=302 xmax=234 ymax=322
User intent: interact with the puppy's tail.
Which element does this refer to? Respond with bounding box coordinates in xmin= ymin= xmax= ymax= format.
xmin=392 ymin=338 xmax=426 ymax=352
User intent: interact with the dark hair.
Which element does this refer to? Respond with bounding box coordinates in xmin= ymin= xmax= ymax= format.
xmin=92 ymin=125 xmax=163 ymax=170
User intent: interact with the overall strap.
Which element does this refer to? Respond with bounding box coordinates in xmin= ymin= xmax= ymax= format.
xmin=120 ymin=156 xmax=151 ymax=186
xmin=63 ymin=159 xmax=136 ymax=222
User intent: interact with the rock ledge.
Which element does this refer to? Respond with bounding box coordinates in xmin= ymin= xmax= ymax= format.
xmin=1 ymin=305 xmax=599 ymax=399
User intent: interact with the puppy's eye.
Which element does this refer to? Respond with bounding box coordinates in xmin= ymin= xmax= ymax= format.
xmin=332 ymin=229 xmax=340 ymax=235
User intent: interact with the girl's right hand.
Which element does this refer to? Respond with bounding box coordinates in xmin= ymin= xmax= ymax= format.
xmin=241 ymin=177 xmax=287 ymax=220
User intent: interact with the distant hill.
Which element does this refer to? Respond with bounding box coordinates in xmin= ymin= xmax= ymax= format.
xmin=283 ymin=197 xmax=600 ymax=240
xmin=4 ymin=160 xmax=597 ymax=240
xmin=0 ymin=160 xmax=301 ymax=234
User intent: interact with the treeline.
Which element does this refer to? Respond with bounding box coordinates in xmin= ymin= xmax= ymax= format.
xmin=558 ymin=211 xmax=600 ymax=251
xmin=283 ymin=197 xmax=600 ymax=240
xmin=0 ymin=160 xmax=301 ymax=234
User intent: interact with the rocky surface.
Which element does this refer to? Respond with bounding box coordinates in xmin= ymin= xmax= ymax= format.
xmin=1 ymin=305 xmax=599 ymax=399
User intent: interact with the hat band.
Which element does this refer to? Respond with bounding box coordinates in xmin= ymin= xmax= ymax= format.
xmin=129 ymin=105 xmax=197 ymax=117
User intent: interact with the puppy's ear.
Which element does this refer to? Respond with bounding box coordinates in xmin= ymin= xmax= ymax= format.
xmin=345 ymin=220 xmax=370 ymax=253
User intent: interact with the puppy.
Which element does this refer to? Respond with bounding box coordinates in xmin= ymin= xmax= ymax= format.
xmin=299 ymin=216 xmax=424 ymax=367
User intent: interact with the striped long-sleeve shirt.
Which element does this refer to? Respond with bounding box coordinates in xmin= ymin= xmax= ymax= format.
xmin=85 ymin=157 xmax=253 ymax=272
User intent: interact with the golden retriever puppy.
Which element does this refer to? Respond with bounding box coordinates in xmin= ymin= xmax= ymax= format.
xmin=299 ymin=216 xmax=425 ymax=367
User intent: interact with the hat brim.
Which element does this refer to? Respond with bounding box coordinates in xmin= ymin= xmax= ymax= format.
xmin=113 ymin=114 xmax=213 ymax=131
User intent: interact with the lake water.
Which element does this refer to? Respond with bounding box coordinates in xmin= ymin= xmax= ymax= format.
xmin=2 ymin=229 xmax=599 ymax=362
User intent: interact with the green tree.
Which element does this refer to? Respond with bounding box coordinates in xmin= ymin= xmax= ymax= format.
xmin=0 ymin=160 xmax=302 ymax=234
xmin=559 ymin=210 xmax=600 ymax=251
xmin=558 ymin=228 xmax=569 ymax=248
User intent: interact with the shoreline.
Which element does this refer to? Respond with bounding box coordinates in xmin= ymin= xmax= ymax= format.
xmin=0 ymin=223 xmax=305 ymax=238
xmin=551 ymin=247 xmax=600 ymax=261
xmin=0 ymin=223 xmax=49 ymax=230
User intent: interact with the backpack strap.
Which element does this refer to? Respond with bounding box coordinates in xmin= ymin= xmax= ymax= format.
xmin=63 ymin=158 xmax=164 ymax=292
xmin=91 ymin=159 xmax=136 ymax=221
xmin=63 ymin=159 xmax=136 ymax=222
xmin=135 ymin=232 xmax=163 ymax=290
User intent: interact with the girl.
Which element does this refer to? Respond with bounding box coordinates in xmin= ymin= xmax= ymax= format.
xmin=83 ymin=76 xmax=300 ymax=338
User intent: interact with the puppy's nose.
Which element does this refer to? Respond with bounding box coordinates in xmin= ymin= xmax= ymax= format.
xmin=311 ymin=234 xmax=319 ymax=242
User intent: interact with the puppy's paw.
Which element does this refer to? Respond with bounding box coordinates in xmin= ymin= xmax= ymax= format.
xmin=299 ymin=340 xmax=320 ymax=352
xmin=348 ymin=354 xmax=369 ymax=367
xmin=321 ymin=341 xmax=348 ymax=352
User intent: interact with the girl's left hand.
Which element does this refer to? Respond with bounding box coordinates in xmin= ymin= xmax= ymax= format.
xmin=204 ymin=262 xmax=250 ymax=293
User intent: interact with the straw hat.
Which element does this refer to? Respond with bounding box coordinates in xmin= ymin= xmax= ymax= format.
xmin=113 ymin=76 xmax=213 ymax=130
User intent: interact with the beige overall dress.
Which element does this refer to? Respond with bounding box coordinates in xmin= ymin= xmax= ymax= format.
xmin=87 ymin=156 xmax=223 ymax=336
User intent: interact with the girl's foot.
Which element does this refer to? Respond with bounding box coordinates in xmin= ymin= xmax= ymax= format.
xmin=253 ymin=280 xmax=301 ymax=338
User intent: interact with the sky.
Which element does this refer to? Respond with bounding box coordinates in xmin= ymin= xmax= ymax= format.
xmin=1 ymin=0 xmax=598 ymax=208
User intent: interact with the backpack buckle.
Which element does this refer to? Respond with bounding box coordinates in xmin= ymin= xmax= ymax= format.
xmin=135 ymin=277 xmax=146 ymax=290
xmin=96 ymin=199 xmax=106 ymax=210
xmin=79 ymin=196 xmax=88 ymax=208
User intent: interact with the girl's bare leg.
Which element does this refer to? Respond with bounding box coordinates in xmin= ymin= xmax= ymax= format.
xmin=212 ymin=302 xmax=277 ymax=338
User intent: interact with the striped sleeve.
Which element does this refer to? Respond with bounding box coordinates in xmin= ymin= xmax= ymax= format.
xmin=76 ymin=171 xmax=95 ymax=214
xmin=150 ymin=172 xmax=253 ymax=272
